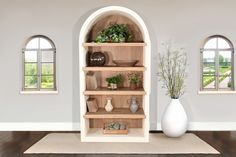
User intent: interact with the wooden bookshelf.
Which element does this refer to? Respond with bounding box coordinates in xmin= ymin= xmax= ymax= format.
xmin=83 ymin=66 xmax=146 ymax=72
xmin=79 ymin=8 xmax=150 ymax=142
xmin=84 ymin=87 xmax=146 ymax=95
xmin=83 ymin=42 xmax=147 ymax=47
xmin=84 ymin=108 xmax=145 ymax=119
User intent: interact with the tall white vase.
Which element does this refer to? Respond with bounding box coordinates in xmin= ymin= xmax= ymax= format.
xmin=161 ymin=99 xmax=188 ymax=137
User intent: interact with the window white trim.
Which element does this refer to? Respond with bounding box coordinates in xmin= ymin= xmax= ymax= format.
xmin=20 ymin=90 xmax=59 ymax=95
xmin=200 ymin=35 xmax=234 ymax=91
xmin=22 ymin=35 xmax=57 ymax=91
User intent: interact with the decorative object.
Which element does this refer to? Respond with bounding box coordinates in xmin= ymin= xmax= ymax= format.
xmin=127 ymin=72 xmax=141 ymax=90
xmin=86 ymin=98 xmax=98 ymax=112
xmin=95 ymin=24 xmax=133 ymax=43
xmin=127 ymin=96 xmax=139 ymax=113
xmin=103 ymin=122 xmax=128 ymax=134
xmin=106 ymin=74 xmax=123 ymax=90
xmin=112 ymin=60 xmax=138 ymax=67
xmin=105 ymin=97 xmax=113 ymax=112
xmin=89 ymin=52 xmax=106 ymax=66
xmin=86 ymin=72 xmax=97 ymax=89
xmin=158 ymin=43 xmax=188 ymax=137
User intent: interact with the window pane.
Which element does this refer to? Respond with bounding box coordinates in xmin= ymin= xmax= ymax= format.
xmin=42 ymin=63 xmax=54 ymax=75
xmin=203 ymin=75 xmax=216 ymax=89
xmin=25 ymin=76 xmax=37 ymax=88
xmin=40 ymin=38 xmax=52 ymax=49
xmin=42 ymin=51 xmax=54 ymax=62
xmin=25 ymin=63 xmax=37 ymax=75
xmin=203 ymin=51 xmax=215 ymax=62
xmin=203 ymin=62 xmax=215 ymax=75
xmin=25 ymin=51 xmax=37 ymax=62
xmin=202 ymin=51 xmax=216 ymax=89
xmin=26 ymin=38 xmax=39 ymax=49
xmin=218 ymin=38 xmax=230 ymax=49
xmin=219 ymin=51 xmax=232 ymax=75
xmin=204 ymin=38 xmax=217 ymax=49
xmin=41 ymin=76 xmax=54 ymax=88
xmin=219 ymin=75 xmax=232 ymax=89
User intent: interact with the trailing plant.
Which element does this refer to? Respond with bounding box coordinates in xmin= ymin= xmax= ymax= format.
xmin=158 ymin=43 xmax=187 ymax=99
xmin=127 ymin=73 xmax=141 ymax=83
xmin=95 ymin=24 xmax=133 ymax=43
xmin=106 ymin=74 xmax=123 ymax=85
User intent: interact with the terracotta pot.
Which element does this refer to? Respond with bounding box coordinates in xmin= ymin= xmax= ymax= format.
xmin=130 ymin=82 xmax=137 ymax=90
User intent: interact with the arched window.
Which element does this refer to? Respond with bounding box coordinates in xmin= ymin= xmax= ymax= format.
xmin=201 ymin=35 xmax=234 ymax=91
xmin=22 ymin=35 xmax=56 ymax=91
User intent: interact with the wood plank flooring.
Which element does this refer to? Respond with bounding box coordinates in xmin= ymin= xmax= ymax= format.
xmin=0 ymin=131 xmax=235 ymax=157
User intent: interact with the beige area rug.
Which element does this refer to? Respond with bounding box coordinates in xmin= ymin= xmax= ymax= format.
xmin=24 ymin=133 xmax=219 ymax=154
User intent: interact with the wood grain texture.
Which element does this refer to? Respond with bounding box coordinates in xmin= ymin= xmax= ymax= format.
xmin=84 ymin=108 xmax=145 ymax=119
xmin=83 ymin=43 xmax=146 ymax=47
xmin=89 ymin=119 xmax=143 ymax=128
xmin=87 ymin=46 xmax=144 ymax=66
xmin=88 ymin=95 xmax=143 ymax=108
xmin=84 ymin=87 xmax=145 ymax=95
xmin=83 ymin=66 xmax=146 ymax=72
xmin=88 ymin=15 xmax=143 ymax=42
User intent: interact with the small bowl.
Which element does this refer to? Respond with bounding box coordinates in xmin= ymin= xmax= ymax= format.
xmin=112 ymin=60 xmax=138 ymax=67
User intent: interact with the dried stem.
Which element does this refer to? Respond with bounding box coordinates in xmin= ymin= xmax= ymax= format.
xmin=158 ymin=43 xmax=187 ymax=99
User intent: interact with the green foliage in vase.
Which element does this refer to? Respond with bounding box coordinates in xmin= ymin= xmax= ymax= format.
xmin=95 ymin=24 xmax=133 ymax=43
xmin=158 ymin=43 xmax=188 ymax=99
xmin=106 ymin=74 xmax=123 ymax=85
xmin=127 ymin=72 xmax=141 ymax=83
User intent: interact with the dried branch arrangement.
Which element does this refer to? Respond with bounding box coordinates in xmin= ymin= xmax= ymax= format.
xmin=158 ymin=43 xmax=187 ymax=99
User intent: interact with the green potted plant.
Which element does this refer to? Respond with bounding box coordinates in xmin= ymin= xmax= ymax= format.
xmin=127 ymin=73 xmax=141 ymax=89
xmin=95 ymin=24 xmax=133 ymax=43
xmin=106 ymin=74 xmax=123 ymax=90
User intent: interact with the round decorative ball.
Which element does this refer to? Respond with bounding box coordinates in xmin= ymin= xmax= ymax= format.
xmin=89 ymin=52 xmax=106 ymax=66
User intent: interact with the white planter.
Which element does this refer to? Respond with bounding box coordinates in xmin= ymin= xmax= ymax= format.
xmin=161 ymin=99 xmax=188 ymax=137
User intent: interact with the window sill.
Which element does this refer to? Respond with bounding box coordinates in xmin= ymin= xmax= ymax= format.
xmin=198 ymin=91 xmax=236 ymax=95
xmin=20 ymin=90 xmax=59 ymax=95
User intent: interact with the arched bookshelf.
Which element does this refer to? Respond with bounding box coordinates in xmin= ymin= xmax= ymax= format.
xmin=79 ymin=6 xmax=151 ymax=142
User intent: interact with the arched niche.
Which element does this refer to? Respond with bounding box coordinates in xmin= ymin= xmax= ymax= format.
xmin=79 ymin=6 xmax=151 ymax=44
xmin=86 ymin=14 xmax=143 ymax=42
xmin=79 ymin=6 xmax=151 ymax=142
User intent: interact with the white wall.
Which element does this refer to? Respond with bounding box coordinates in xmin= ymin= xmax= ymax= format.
xmin=0 ymin=0 xmax=236 ymax=130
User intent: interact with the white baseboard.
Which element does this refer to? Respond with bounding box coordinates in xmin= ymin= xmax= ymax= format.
xmin=1 ymin=122 xmax=236 ymax=131
xmin=0 ymin=122 xmax=80 ymax=131
xmin=154 ymin=122 xmax=236 ymax=131
xmin=188 ymin=122 xmax=236 ymax=131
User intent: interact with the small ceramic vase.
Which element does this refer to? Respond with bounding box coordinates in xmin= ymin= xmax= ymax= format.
xmin=127 ymin=96 xmax=139 ymax=113
xmin=105 ymin=97 xmax=113 ymax=112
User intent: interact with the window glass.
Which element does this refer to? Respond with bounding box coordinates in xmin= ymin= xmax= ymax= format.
xmin=24 ymin=76 xmax=38 ymax=88
xmin=218 ymin=38 xmax=230 ymax=49
xmin=41 ymin=76 xmax=54 ymax=88
xmin=26 ymin=38 xmax=39 ymax=49
xmin=42 ymin=51 xmax=54 ymax=62
xmin=201 ymin=36 xmax=234 ymax=91
xmin=41 ymin=63 xmax=54 ymax=75
xmin=25 ymin=51 xmax=37 ymax=62
xmin=204 ymin=38 xmax=217 ymax=49
xmin=40 ymin=38 xmax=52 ymax=49
xmin=23 ymin=36 xmax=56 ymax=91
xmin=25 ymin=63 xmax=37 ymax=75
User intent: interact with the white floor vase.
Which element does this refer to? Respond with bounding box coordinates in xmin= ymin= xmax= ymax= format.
xmin=161 ymin=99 xmax=188 ymax=137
